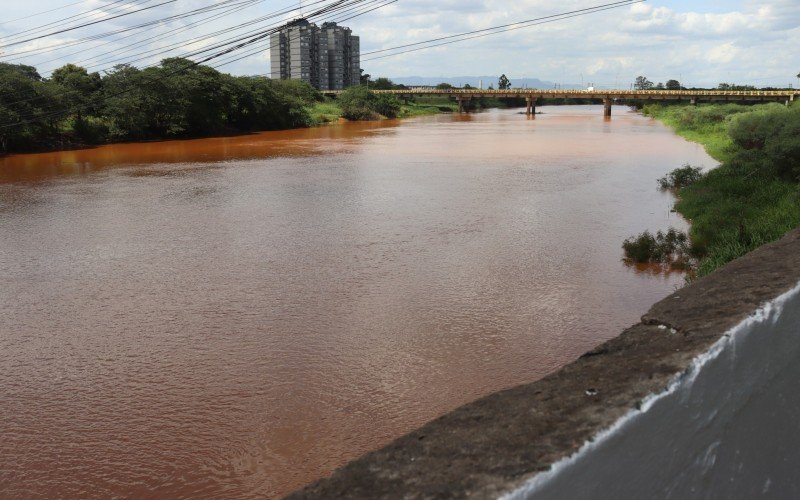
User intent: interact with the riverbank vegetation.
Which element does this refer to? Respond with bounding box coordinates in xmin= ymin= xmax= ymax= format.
xmin=0 ymin=63 xmax=476 ymax=154
xmin=625 ymin=102 xmax=800 ymax=277
xmin=657 ymin=164 xmax=703 ymax=190
xmin=0 ymin=59 xmax=324 ymax=154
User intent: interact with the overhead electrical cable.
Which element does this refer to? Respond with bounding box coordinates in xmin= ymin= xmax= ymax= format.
xmin=83 ymin=0 xmax=334 ymax=72
xmin=361 ymin=0 xmax=643 ymax=61
xmin=0 ymin=0 xmax=248 ymax=58
xmin=35 ymin=0 xmax=267 ymax=73
xmin=0 ymin=0 xmax=89 ymax=27
xmin=0 ymin=0 xmax=178 ymax=50
xmin=0 ymin=0 xmax=144 ymax=42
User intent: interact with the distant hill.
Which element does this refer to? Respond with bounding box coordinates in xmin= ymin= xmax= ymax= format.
xmin=388 ymin=75 xmax=581 ymax=89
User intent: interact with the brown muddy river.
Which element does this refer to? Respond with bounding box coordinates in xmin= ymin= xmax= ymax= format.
xmin=0 ymin=106 xmax=715 ymax=498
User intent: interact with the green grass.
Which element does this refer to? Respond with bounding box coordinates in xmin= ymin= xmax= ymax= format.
xmin=645 ymin=103 xmax=800 ymax=277
xmin=307 ymin=100 xmax=343 ymax=125
xmin=675 ymin=170 xmax=800 ymax=276
xmin=306 ymin=97 xmax=458 ymax=124
xmin=642 ymin=103 xmax=748 ymax=162
xmin=399 ymin=101 xmax=458 ymax=117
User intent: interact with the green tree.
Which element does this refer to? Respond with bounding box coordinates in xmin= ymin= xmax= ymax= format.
xmin=655 ymin=82 xmax=665 ymax=90
xmin=634 ymin=76 xmax=654 ymax=90
xmin=371 ymin=77 xmax=395 ymax=90
xmin=51 ymin=63 xmax=102 ymax=138
xmin=0 ymin=63 xmax=58 ymax=152
xmin=498 ymin=74 xmax=511 ymax=90
xmin=99 ymin=64 xmax=152 ymax=139
xmin=665 ymin=79 xmax=682 ymax=90
xmin=435 ymin=82 xmax=453 ymax=90
xmin=718 ymin=83 xmax=756 ymax=91
xmin=264 ymin=78 xmax=322 ymax=105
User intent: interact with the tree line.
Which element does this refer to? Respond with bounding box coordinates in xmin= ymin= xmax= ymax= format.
xmin=0 ymin=58 xmax=324 ymax=154
xmin=634 ymin=75 xmax=797 ymax=91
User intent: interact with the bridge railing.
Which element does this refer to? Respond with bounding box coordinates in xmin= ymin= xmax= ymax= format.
xmin=322 ymin=88 xmax=798 ymax=98
xmin=352 ymin=89 xmax=798 ymax=97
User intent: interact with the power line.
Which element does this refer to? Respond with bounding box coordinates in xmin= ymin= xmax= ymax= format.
xmin=36 ymin=0 xmax=267 ymax=74
xmin=0 ymin=0 xmax=252 ymax=60
xmin=0 ymin=0 xmax=89 ymax=28
xmin=0 ymin=0 xmax=140 ymax=38
xmin=0 ymin=1 xmax=178 ymax=50
xmin=362 ymin=0 xmax=643 ymax=61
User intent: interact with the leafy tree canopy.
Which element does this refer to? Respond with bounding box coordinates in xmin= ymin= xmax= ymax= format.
xmin=498 ymin=74 xmax=511 ymax=90
xmin=634 ymin=76 xmax=654 ymax=90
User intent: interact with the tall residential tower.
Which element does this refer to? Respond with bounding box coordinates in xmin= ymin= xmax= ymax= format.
xmin=270 ymin=20 xmax=360 ymax=90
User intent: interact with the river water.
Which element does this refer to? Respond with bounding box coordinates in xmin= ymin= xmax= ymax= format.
xmin=0 ymin=106 xmax=715 ymax=498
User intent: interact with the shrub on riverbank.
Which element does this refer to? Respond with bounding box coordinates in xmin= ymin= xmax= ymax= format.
xmin=337 ymin=85 xmax=401 ymax=120
xmin=657 ymin=164 xmax=704 ymax=190
xmin=623 ymin=228 xmax=691 ymax=269
xmin=637 ymin=103 xmax=800 ymax=277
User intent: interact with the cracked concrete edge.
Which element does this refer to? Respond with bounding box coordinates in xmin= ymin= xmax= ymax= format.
xmin=288 ymin=227 xmax=800 ymax=500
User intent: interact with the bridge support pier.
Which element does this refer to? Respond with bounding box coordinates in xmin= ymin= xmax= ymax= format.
xmin=690 ymin=98 xmax=697 ymax=106
xmin=603 ymin=98 xmax=612 ymax=118
xmin=525 ymin=96 xmax=537 ymax=115
xmin=456 ymin=97 xmax=471 ymax=113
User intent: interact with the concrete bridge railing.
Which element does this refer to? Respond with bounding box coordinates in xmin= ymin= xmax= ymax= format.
xmin=322 ymin=88 xmax=799 ymax=115
xmin=290 ymin=227 xmax=800 ymax=499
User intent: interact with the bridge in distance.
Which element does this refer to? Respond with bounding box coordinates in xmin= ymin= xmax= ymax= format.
xmin=322 ymin=88 xmax=799 ymax=116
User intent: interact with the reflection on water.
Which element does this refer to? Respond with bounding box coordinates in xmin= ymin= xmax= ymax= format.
xmin=0 ymin=106 xmax=716 ymax=498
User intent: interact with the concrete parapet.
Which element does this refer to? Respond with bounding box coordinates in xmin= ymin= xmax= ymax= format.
xmin=289 ymin=228 xmax=800 ymax=499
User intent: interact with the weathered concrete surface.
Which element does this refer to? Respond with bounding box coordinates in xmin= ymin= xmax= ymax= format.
xmin=509 ymin=277 xmax=800 ymax=499
xmin=288 ymin=228 xmax=800 ymax=499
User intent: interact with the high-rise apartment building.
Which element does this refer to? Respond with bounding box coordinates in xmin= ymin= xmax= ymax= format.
xmin=270 ymin=20 xmax=360 ymax=90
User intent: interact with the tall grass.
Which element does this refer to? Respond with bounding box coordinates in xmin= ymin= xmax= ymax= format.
xmin=306 ymin=96 xmax=459 ymax=123
xmin=643 ymin=103 xmax=759 ymax=162
xmin=643 ymin=103 xmax=800 ymax=277
xmin=307 ymin=100 xmax=343 ymax=125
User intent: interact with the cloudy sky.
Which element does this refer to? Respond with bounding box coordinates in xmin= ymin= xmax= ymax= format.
xmin=2 ymin=0 xmax=799 ymax=88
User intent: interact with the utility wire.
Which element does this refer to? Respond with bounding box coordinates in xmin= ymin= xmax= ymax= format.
xmin=36 ymin=0 xmax=267 ymax=73
xmin=0 ymin=0 xmax=178 ymax=50
xmin=0 ymin=0 xmax=143 ymax=41
xmin=0 ymin=0 xmax=245 ymax=58
xmin=0 ymin=1 xmax=89 ymax=28
xmin=362 ymin=0 xmax=638 ymax=56
xmin=362 ymin=0 xmax=643 ymax=61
